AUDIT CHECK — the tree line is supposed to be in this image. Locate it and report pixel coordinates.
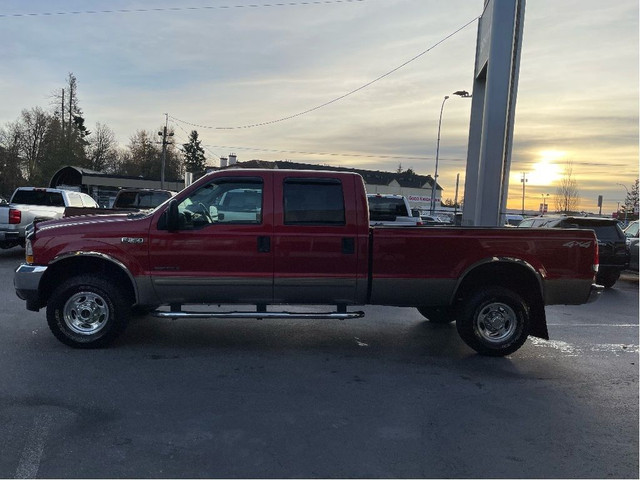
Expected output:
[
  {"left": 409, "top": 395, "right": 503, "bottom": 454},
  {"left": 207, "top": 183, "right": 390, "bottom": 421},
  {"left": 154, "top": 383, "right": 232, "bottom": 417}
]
[{"left": 0, "top": 73, "right": 206, "bottom": 198}]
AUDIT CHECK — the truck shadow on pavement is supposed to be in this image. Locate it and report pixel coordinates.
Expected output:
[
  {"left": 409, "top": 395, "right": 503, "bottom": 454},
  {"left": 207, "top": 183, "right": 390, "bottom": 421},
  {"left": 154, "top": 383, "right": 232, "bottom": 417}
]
[{"left": 121, "top": 314, "right": 482, "bottom": 362}]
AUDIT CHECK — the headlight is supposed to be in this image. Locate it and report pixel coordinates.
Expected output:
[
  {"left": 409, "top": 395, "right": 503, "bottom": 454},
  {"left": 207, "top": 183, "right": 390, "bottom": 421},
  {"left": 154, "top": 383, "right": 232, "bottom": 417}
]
[{"left": 25, "top": 239, "right": 34, "bottom": 264}]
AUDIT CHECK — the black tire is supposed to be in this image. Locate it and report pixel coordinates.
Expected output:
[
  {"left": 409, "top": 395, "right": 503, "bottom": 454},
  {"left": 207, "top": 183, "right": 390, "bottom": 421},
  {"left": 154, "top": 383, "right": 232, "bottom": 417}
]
[
  {"left": 46, "top": 275, "right": 131, "bottom": 348},
  {"left": 416, "top": 306, "right": 455, "bottom": 324},
  {"left": 596, "top": 270, "right": 620, "bottom": 289},
  {"left": 456, "top": 286, "right": 529, "bottom": 356}
]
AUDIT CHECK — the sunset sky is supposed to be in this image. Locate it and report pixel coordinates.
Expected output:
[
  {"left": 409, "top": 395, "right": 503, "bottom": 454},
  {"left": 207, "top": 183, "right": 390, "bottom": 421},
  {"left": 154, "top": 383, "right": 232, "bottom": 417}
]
[{"left": 1, "top": 0, "right": 638, "bottom": 214}]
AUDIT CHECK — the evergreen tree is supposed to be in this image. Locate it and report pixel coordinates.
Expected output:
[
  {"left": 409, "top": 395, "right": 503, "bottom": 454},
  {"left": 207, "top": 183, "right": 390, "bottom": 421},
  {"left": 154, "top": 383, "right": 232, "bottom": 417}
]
[{"left": 182, "top": 130, "right": 206, "bottom": 174}]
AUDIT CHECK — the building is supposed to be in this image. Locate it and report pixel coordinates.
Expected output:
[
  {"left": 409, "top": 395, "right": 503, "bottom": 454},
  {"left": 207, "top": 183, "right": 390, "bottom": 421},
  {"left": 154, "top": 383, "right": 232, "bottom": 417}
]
[{"left": 49, "top": 166, "right": 184, "bottom": 207}]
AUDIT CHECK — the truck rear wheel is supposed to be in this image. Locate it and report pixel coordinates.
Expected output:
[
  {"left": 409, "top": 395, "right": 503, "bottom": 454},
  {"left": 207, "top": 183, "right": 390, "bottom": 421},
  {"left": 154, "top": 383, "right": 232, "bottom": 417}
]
[
  {"left": 46, "top": 275, "right": 131, "bottom": 348},
  {"left": 456, "top": 286, "right": 529, "bottom": 356},
  {"left": 416, "top": 306, "right": 454, "bottom": 324}
]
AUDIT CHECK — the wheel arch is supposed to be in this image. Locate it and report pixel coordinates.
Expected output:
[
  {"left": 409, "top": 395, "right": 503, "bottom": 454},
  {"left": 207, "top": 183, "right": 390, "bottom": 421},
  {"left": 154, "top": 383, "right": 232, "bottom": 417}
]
[
  {"left": 453, "top": 258, "right": 549, "bottom": 340},
  {"left": 40, "top": 252, "right": 137, "bottom": 308}
]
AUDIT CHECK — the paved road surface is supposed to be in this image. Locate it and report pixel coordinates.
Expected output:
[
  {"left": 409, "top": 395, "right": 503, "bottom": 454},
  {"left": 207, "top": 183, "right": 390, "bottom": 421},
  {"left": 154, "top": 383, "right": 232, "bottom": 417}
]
[{"left": 0, "top": 247, "right": 637, "bottom": 478}]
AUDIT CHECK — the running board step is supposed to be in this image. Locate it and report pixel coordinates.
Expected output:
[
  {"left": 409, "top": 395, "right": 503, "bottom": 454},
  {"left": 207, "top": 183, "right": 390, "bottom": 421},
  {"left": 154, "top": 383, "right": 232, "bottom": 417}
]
[{"left": 152, "top": 310, "right": 365, "bottom": 320}]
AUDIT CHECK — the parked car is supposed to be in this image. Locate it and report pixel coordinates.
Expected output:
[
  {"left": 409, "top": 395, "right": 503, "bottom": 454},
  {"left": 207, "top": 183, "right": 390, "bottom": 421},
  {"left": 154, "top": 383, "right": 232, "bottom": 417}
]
[
  {"left": 624, "top": 220, "right": 639, "bottom": 271},
  {"left": 113, "top": 188, "right": 176, "bottom": 210},
  {"left": 504, "top": 214, "right": 524, "bottom": 226},
  {"left": 519, "top": 215, "right": 629, "bottom": 288},
  {"left": 420, "top": 215, "right": 447, "bottom": 226},
  {"left": 367, "top": 194, "right": 422, "bottom": 226}
]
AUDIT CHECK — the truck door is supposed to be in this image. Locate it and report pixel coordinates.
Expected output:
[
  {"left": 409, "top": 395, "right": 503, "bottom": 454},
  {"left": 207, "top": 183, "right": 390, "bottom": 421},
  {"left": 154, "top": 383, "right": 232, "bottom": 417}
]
[
  {"left": 148, "top": 173, "right": 274, "bottom": 304},
  {"left": 272, "top": 173, "right": 362, "bottom": 305}
]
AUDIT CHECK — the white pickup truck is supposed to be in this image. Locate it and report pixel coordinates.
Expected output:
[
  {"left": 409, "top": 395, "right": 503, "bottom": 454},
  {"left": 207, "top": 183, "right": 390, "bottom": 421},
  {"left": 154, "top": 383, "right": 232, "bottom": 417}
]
[
  {"left": 367, "top": 194, "right": 422, "bottom": 226},
  {"left": 0, "top": 187, "right": 98, "bottom": 249}
]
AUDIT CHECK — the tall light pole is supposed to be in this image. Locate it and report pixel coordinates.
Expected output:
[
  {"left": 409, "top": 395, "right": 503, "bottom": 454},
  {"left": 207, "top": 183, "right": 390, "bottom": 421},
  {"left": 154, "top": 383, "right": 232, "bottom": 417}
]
[
  {"left": 540, "top": 193, "right": 549, "bottom": 216},
  {"left": 520, "top": 172, "right": 528, "bottom": 215},
  {"left": 430, "top": 95, "right": 449, "bottom": 214},
  {"left": 429, "top": 90, "right": 471, "bottom": 215}
]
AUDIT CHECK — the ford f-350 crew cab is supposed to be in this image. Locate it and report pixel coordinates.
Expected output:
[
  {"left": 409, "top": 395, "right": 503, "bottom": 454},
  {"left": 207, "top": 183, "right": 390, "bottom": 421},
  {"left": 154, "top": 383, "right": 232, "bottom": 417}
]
[{"left": 14, "top": 169, "right": 602, "bottom": 355}]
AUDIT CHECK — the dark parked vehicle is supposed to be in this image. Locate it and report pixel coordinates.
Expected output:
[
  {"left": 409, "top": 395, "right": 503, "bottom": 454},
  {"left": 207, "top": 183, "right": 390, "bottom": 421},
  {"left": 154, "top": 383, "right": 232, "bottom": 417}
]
[
  {"left": 112, "top": 188, "right": 176, "bottom": 210},
  {"left": 624, "top": 220, "right": 639, "bottom": 271},
  {"left": 519, "top": 216, "right": 629, "bottom": 288}
]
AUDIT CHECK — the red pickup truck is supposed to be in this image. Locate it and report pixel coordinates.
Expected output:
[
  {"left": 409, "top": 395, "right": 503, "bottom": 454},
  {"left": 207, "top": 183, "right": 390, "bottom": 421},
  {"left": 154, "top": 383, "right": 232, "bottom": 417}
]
[{"left": 14, "top": 169, "right": 602, "bottom": 356}]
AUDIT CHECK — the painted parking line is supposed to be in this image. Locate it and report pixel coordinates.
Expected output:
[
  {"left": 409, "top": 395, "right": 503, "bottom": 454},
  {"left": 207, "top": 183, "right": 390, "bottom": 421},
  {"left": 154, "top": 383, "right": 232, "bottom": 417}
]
[
  {"left": 529, "top": 337, "right": 639, "bottom": 356},
  {"left": 14, "top": 413, "right": 52, "bottom": 479}
]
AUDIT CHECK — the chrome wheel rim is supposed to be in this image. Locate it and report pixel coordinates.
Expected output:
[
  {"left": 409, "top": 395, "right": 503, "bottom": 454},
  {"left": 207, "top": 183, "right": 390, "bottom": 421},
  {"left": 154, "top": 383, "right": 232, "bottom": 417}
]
[
  {"left": 475, "top": 302, "right": 517, "bottom": 343},
  {"left": 63, "top": 291, "right": 109, "bottom": 335}
]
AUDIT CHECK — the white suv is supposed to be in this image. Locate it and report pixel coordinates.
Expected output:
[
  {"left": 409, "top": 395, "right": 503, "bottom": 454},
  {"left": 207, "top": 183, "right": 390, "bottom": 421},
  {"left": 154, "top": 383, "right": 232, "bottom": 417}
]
[{"left": 367, "top": 194, "right": 422, "bottom": 226}]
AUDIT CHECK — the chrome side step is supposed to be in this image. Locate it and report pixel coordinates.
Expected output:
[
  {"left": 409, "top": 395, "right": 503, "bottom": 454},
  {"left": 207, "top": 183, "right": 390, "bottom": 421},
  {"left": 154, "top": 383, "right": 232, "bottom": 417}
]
[{"left": 152, "top": 309, "right": 365, "bottom": 320}]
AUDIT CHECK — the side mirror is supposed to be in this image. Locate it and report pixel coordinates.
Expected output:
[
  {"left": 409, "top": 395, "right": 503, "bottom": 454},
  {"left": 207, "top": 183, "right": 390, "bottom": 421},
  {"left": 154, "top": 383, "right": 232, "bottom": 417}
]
[{"left": 167, "top": 199, "right": 179, "bottom": 231}]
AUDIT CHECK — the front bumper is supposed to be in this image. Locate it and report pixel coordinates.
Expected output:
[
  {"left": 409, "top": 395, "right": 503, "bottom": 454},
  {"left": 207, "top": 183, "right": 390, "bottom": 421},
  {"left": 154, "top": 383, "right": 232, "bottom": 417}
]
[{"left": 14, "top": 264, "right": 47, "bottom": 311}]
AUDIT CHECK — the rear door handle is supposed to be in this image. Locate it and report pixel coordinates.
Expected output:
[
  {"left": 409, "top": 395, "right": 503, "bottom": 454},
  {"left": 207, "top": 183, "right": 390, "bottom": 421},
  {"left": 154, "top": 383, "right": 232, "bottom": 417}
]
[
  {"left": 342, "top": 237, "right": 355, "bottom": 255},
  {"left": 257, "top": 236, "right": 271, "bottom": 253}
]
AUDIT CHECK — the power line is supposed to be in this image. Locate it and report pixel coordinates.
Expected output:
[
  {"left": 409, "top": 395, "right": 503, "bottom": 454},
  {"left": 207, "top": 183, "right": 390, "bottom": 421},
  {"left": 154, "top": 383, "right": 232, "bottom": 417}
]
[
  {"left": 0, "top": 0, "right": 365, "bottom": 19},
  {"left": 169, "top": 14, "right": 479, "bottom": 130},
  {"left": 199, "top": 144, "right": 467, "bottom": 162}
]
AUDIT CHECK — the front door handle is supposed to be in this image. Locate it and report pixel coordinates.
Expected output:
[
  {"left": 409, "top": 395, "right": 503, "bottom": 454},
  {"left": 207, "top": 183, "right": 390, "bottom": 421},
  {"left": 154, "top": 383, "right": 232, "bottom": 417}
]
[{"left": 257, "top": 236, "right": 271, "bottom": 253}]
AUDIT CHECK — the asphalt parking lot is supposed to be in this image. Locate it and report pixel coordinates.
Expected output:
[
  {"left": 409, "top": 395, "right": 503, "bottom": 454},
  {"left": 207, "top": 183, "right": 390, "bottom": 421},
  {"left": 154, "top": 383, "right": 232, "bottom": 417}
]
[{"left": 0, "top": 246, "right": 638, "bottom": 478}]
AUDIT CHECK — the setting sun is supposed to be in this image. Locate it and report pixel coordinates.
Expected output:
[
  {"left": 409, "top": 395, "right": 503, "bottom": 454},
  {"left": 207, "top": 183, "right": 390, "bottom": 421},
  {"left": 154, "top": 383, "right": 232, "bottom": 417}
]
[{"left": 527, "top": 151, "right": 565, "bottom": 186}]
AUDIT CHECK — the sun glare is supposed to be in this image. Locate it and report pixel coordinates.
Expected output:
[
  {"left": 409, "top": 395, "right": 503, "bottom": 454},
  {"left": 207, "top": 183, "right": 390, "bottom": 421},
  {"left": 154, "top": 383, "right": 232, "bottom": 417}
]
[{"left": 527, "top": 151, "right": 565, "bottom": 186}]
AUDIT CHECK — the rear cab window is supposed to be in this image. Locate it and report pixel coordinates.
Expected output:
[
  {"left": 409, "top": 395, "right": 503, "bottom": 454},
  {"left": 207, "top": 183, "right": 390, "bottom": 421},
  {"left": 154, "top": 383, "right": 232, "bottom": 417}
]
[
  {"left": 11, "top": 190, "right": 65, "bottom": 207},
  {"left": 283, "top": 178, "right": 345, "bottom": 225},
  {"left": 559, "top": 219, "right": 625, "bottom": 242}
]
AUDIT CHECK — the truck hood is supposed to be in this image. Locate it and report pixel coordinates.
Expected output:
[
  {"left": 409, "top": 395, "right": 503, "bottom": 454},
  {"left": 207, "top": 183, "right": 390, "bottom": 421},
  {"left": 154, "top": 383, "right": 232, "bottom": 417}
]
[{"left": 35, "top": 211, "right": 153, "bottom": 235}]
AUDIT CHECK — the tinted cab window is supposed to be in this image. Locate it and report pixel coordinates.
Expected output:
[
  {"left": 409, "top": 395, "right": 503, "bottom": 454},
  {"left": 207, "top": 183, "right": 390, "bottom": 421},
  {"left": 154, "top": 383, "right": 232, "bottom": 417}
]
[{"left": 283, "top": 178, "right": 345, "bottom": 225}]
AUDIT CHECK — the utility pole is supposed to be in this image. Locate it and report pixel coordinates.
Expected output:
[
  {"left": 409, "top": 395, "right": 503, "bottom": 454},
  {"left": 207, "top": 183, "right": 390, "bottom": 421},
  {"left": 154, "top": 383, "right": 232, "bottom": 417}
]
[
  {"left": 454, "top": 173, "right": 460, "bottom": 217},
  {"left": 158, "top": 113, "right": 174, "bottom": 189},
  {"left": 61, "top": 89, "right": 65, "bottom": 132},
  {"left": 520, "top": 172, "right": 528, "bottom": 215}
]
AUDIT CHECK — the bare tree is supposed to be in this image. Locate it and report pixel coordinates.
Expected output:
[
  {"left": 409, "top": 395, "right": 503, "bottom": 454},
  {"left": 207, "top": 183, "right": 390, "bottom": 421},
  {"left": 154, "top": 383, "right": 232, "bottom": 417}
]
[
  {"left": 554, "top": 162, "right": 580, "bottom": 213},
  {"left": 0, "top": 124, "right": 26, "bottom": 196},
  {"left": 88, "top": 123, "right": 119, "bottom": 172},
  {"left": 13, "top": 107, "right": 56, "bottom": 183}
]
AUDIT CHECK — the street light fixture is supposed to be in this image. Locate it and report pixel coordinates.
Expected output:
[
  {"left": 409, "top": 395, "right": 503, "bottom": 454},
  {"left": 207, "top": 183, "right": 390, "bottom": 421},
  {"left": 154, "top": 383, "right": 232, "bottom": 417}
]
[
  {"left": 540, "top": 193, "right": 549, "bottom": 216},
  {"left": 429, "top": 90, "right": 471, "bottom": 215}
]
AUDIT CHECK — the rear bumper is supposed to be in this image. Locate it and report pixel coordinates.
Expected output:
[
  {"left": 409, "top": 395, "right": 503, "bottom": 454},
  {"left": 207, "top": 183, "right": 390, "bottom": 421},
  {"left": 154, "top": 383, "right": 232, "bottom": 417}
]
[
  {"left": 0, "top": 229, "right": 19, "bottom": 241},
  {"left": 14, "top": 264, "right": 47, "bottom": 311},
  {"left": 588, "top": 283, "right": 604, "bottom": 303}
]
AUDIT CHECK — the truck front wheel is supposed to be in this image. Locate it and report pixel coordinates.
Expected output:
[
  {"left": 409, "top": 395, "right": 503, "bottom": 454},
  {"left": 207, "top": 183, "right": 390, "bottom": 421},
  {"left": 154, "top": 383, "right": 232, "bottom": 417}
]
[
  {"left": 46, "top": 275, "right": 131, "bottom": 348},
  {"left": 456, "top": 286, "right": 529, "bottom": 356}
]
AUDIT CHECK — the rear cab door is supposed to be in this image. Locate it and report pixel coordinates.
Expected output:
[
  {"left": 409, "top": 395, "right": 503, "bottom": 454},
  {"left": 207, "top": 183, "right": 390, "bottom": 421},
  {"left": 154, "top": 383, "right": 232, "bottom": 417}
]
[{"left": 271, "top": 171, "right": 369, "bottom": 305}]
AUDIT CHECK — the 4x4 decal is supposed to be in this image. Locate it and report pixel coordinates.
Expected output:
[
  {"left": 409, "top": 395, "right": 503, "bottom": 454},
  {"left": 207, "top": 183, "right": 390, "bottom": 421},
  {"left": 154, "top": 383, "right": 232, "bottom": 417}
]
[{"left": 562, "top": 240, "right": 592, "bottom": 248}]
